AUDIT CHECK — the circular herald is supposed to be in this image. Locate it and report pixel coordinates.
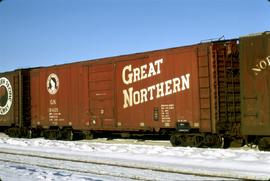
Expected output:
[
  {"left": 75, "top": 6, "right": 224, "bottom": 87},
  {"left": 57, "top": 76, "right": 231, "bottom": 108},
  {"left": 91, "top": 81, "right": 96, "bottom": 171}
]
[
  {"left": 0, "top": 77, "right": 13, "bottom": 115},
  {"left": 47, "top": 73, "right": 59, "bottom": 95}
]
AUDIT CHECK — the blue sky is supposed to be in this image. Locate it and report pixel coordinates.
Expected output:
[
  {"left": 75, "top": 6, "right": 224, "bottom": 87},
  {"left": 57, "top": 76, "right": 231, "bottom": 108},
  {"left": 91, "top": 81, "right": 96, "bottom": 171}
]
[{"left": 0, "top": 0, "right": 269, "bottom": 72}]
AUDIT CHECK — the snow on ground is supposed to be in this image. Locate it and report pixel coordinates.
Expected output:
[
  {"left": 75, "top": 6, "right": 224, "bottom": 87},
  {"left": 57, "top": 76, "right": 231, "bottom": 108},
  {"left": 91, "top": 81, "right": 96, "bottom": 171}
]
[
  {"left": 0, "top": 133, "right": 270, "bottom": 180},
  {"left": 0, "top": 160, "right": 132, "bottom": 181}
]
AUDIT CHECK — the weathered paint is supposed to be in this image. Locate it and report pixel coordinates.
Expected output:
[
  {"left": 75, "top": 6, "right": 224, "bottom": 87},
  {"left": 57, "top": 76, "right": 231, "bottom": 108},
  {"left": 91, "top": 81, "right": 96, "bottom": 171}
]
[
  {"left": 0, "top": 70, "right": 31, "bottom": 127},
  {"left": 240, "top": 32, "right": 270, "bottom": 135}
]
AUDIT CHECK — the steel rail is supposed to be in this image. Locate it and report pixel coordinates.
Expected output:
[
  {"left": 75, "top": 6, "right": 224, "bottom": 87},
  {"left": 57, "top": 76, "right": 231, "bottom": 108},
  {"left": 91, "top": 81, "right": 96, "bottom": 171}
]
[{"left": 0, "top": 149, "right": 243, "bottom": 180}]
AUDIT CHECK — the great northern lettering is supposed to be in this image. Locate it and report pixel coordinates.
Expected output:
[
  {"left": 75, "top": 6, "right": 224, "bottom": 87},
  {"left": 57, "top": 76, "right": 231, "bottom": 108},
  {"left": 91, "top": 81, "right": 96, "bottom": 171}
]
[{"left": 122, "top": 59, "right": 190, "bottom": 108}]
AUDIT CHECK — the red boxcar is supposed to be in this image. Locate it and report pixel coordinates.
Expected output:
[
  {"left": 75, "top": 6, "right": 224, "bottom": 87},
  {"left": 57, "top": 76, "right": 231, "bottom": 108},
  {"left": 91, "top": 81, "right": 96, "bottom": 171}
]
[{"left": 30, "top": 40, "right": 240, "bottom": 147}]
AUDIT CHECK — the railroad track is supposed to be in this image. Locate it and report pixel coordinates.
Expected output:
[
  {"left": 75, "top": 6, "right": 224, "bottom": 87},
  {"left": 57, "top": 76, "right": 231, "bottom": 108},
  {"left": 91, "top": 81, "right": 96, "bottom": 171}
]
[{"left": 0, "top": 149, "right": 236, "bottom": 181}]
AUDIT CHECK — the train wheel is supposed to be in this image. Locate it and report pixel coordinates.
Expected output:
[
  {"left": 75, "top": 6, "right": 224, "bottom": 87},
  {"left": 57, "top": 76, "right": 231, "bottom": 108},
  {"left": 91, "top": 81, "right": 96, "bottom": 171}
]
[
  {"left": 194, "top": 135, "right": 204, "bottom": 147},
  {"left": 43, "top": 130, "right": 50, "bottom": 139},
  {"left": 222, "top": 137, "right": 232, "bottom": 149},
  {"left": 84, "top": 131, "right": 94, "bottom": 140},
  {"left": 29, "top": 128, "right": 38, "bottom": 138},
  {"left": 61, "top": 129, "right": 73, "bottom": 141},
  {"left": 258, "top": 137, "right": 270, "bottom": 151},
  {"left": 6, "top": 128, "right": 20, "bottom": 138},
  {"left": 212, "top": 135, "right": 223, "bottom": 148},
  {"left": 44, "top": 129, "right": 61, "bottom": 140},
  {"left": 204, "top": 134, "right": 222, "bottom": 148},
  {"left": 20, "top": 128, "right": 29, "bottom": 138},
  {"left": 170, "top": 134, "right": 180, "bottom": 146}
]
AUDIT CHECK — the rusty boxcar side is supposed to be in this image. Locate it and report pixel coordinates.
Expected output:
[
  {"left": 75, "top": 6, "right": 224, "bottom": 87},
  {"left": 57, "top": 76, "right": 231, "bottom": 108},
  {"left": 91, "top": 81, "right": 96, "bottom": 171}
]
[
  {"left": 81, "top": 45, "right": 200, "bottom": 133},
  {"left": 240, "top": 32, "right": 270, "bottom": 150},
  {"left": 115, "top": 45, "right": 199, "bottom": 132},
  {"left": 0, "top": 69, "right": 31, "bottom": 130},
  {"left": 80, "top": 40, "right": 240, "bottom": 147},
  {"left": 168, "top": 40, "right": 240, "bottom": 147}
]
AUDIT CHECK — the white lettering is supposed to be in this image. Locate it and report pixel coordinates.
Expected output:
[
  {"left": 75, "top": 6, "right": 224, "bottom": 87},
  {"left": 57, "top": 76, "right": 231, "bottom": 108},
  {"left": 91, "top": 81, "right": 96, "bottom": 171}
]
[
  {"left": 140, "top": 64, "right": 148, "bottom": 80},
  {"left": 122, "top": 58, "right": 164, "bottom": 85},
  {"left": 148, "top": 62, "right": 156, "bottom": 77},
  {"left": 123, "top": 87, "right": 133, "bottom": 108},
  {"left": 133, "top": 91, "right": 141, "bottom": 105},
  {"left": 140, "top": 88, "right": 148, "bottom": 103},
  {"left": 122, "top": 65, "right": 133, "bottom": 85},
  {"left": 260, "top": 61, "right": 267, "bottom": 70},
  {"left": 154, "top": 58, "right": 163, "bottom": 74},
  {"left": 156, "top": 82, "right": 164, "bottom": 98},
  {"left": 50, "top": 99, "right": 57, "bottom": 105},
  {"left": 133, "top": 67, "right": 140, "bottom": 82},
  {"left": 252, "top": 56, "right": 270, "bottom": 76},
  {"left": 252, "top": 66, "right": 262, "bottom": 75},
  {"left": 164, "top": 79, "right": 172, "bottom": 96},
  {"left": 121, "top": 58, "right": 191, "bottom": 109},
  {"left": 122, "top": 73, "right": 191, "bottom": 108},
  {"left": 181, "top": 73, "right": 190, "bottom": 90},
  {"left": 147, "top": 85, "right": 156, "bottom": 101},
  {"left": 172, "top": 78, "right": 181, "bottom": 93},
  {"left": 267, "top": 56, "right": 270, "bottom": 65}
]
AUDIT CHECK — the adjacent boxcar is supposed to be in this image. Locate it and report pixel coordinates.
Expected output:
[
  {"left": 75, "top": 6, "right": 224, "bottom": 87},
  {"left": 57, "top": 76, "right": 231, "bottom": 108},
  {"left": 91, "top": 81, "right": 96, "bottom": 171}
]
[
  {"left": 240, "top": 32, "right": 270, "bottom": 150},
  {"left": 0, "top": 69, "right": 31, "bottom": 134}
]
